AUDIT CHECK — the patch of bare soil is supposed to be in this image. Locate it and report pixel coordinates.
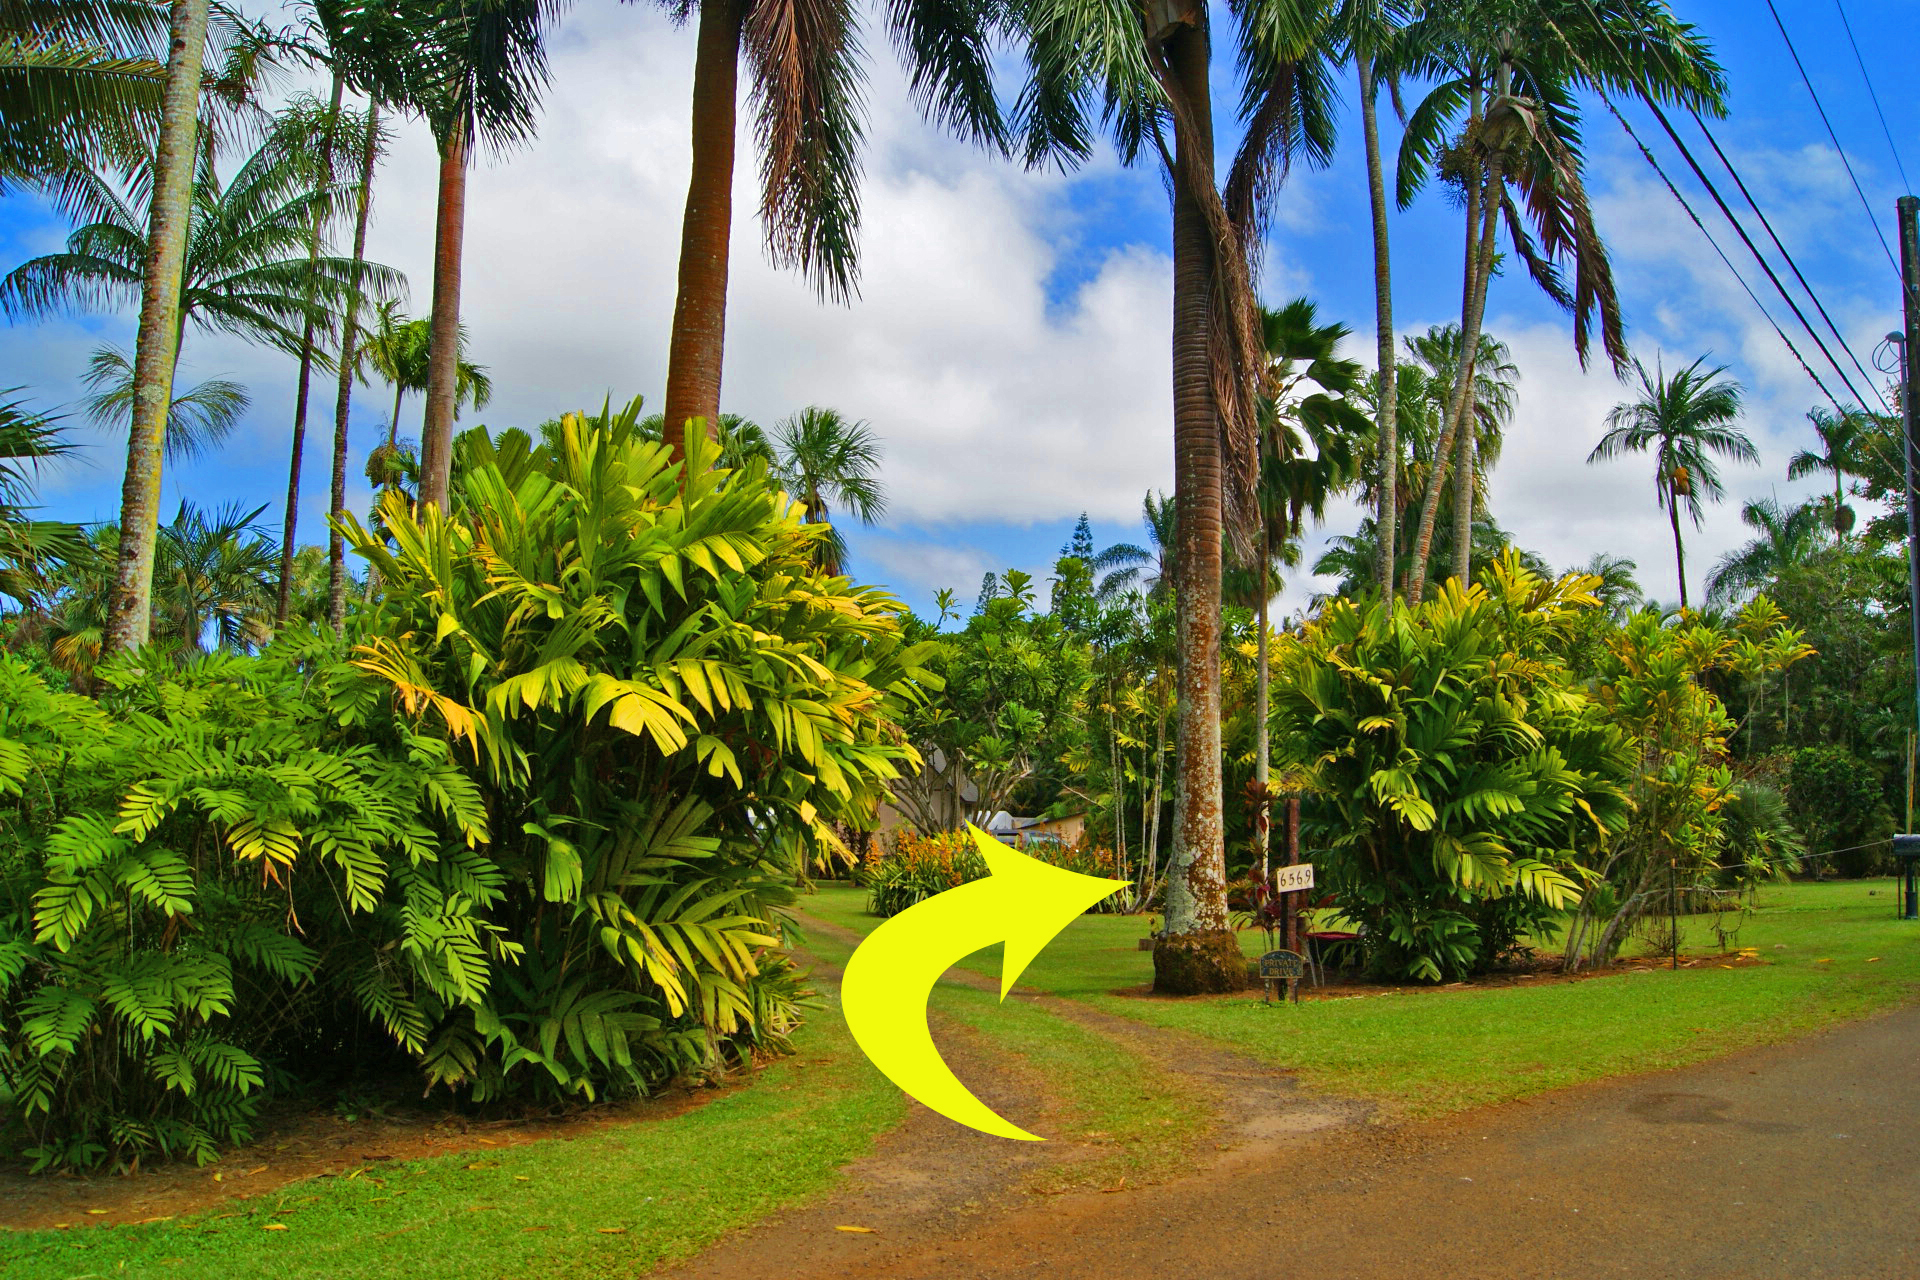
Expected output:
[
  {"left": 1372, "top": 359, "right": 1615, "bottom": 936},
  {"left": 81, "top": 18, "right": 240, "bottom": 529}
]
[
  {"left": 0, "top": 1081, "right": 732, "bottom": 1233},
  {"left": 658, "top": 915, "right": 1366, "bottom": 1280}
]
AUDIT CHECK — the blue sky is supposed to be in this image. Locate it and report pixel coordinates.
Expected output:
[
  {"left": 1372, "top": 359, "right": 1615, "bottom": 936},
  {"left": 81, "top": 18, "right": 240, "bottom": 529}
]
[{"left": 4, "top": 0, "right": 1917, "bottom": 622}]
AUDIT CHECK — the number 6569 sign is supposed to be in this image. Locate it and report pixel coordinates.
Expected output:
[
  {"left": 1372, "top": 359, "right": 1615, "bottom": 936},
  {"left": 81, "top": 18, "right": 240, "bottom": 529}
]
[{"left": 1272, "top": 863, "right": 1314, "bottom": 894}]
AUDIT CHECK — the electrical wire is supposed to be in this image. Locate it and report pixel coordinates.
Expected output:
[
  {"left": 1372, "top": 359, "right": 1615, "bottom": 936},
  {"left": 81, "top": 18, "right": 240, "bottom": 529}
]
[
  {"left": 1576, "top": 67, "right": 1847, "bottom": 418},
  {"left": 1764, "top": 0, "right": 1900, "bottom": 277},
  {"left": 1556, "top": 0, "right": 1910, "bottom": 488},
  {"left": 1680, "top": 110, "right": 1892, "bottom": 415},
  {"left": 1637, "top": 95, "right": 1879, "bottom": 412},
  {"left": 1833, "top": 0, "right": 1913, "bottom": 195}
]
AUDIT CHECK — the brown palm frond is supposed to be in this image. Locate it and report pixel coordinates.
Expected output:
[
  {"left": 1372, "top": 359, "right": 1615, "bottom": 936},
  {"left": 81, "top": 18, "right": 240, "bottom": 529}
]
[{"left": 744, "top": 0, "right": 867, "bottom": 301}]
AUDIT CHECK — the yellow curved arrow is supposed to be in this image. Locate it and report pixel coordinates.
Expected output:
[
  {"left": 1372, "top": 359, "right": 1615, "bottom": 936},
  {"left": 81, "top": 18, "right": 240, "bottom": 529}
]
[{"left": 840, "top": 825, "right": 1128, "bottom": 1141}]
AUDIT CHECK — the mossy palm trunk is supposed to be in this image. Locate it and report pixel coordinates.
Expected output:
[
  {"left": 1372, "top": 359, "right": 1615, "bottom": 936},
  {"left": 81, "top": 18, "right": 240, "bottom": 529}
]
[
  {"left": 661, "top": 0, "right": 742, "bottom": 461},
  {"left": 1358, "top": 51, "right": 1398, "bottom": 610},
  {"left": 1153, "top": 16, "right": 1241, "bottom": 996},
  {"left": 277, "top": 73, "right": 345, "bottom": 625},
  {"left": 419, "top": 121, "right": 468, "bottom": 511},
  {"left": 329, "top": 102, "right": 380, "bottom": 630},
  {"left": 106, "top": 0, "right": 210, "bottom": 653}
]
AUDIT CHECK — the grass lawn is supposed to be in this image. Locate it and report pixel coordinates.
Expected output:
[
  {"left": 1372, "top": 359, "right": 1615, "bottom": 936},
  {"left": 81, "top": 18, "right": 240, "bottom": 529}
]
[
  {"left": 0, "top": 989, "right": 904, "bottom": 1280},
  {"left": 802, "top": 877, "right": 1920, "bottom": 1119}
]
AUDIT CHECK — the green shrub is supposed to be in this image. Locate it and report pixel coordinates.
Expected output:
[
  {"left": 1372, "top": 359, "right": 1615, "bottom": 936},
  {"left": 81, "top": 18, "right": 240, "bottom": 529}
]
[
  {"left": 0, "top": 645, "right": 486, "bottom": 1172},
  {"left": 861, "top": 829, "right": 1129, "bottom": 918},
  {"left": 0, "top": 409, "right": 930, "bottom": 1173},
  {"left": 1272, "top": 555, "right": 1634, "bottom": 982},
  {"left": 1787, "top": 745, "right": 1893, "bottom": 876},
  {"left": 339, "top": 410, "right": 930, "bottom": 1106}
]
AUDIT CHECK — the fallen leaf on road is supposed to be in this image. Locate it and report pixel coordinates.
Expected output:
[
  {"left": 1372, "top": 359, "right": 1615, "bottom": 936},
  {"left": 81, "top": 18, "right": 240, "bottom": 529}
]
[
  {"left": 835, "top": 1225, "right": 877, "bottom": 1233},
  {"left": 86, "top": 1209, "right": 107, "bottom": 1215}
]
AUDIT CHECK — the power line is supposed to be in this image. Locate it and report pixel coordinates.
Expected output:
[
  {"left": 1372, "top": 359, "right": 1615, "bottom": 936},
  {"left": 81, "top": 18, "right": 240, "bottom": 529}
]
[
  {"left": 1688, "top": 115, "right": 1893, "bottom": 416},
  {"left": 1637, "top": 96, "right": 1876, "bottom": 413},
  {"left": 1833, "top": 0, "right": 1912, "bottom": 196},
  {"left": 1764, "top": 0, "right": 1900, "bottom": 277},
  {"left": 1565, "top": 56, "right": 1847, "bottom": 418},
  {"left": 1555, "top": 0, "right": 1906, "bottom": 451}
]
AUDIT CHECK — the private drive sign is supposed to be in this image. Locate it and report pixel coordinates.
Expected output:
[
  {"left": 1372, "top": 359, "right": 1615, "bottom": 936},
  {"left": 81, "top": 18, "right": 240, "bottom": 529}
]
[{"left": 1273, "top": 863, "right": 1314, "bottom": 893}]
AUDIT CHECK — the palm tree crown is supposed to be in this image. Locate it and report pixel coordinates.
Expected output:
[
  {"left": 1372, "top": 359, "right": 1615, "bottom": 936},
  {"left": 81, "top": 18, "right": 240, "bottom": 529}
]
[
  {"left": 770, "top": 407, "right": 884, "bottom": 575},
  {"left": 1706, "top": 497, "right": 1826, "bottom": 606},
  {"left": 1588, "top": 354, "right": 1755, "bottom": 607},
  {"left": 1786, "top": 407, "right": 1870, "bottom": 538},
  {"left": 0, "top": 120, "right": 401, "bottom": 358}
]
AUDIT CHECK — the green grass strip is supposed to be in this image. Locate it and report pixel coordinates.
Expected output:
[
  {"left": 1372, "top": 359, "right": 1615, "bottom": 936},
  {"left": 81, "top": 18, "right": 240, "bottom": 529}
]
[
  {"left": 0, "top": 991, "right": 903, "bottom": 1280},
  {"left": 806, "top": 879, "right": 1920, "bottom": 1119}
]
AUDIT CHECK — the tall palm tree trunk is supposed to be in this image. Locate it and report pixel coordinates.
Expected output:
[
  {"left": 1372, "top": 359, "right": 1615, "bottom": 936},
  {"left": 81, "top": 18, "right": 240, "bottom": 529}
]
[
  {"left": 1154, "top": 17, "right": 1239, "bottom": 996},
  {"left": 1669, "top": 498, "right": 1689, "bottom": 609},
  {"left": 277, "top": 73, "right": 346, "bottom": 626},
  {"left": 328, "top": 101, "right": 380, "bottom": 631},
  {"left": 1407, "top": 152, "right": 1500, "bottom": 602},
  {"left": 661, "top": 0, "right": 743, "bottom": 461},
  {"left": 106, "top": 0, "right": 210, "bottom": 654},
  {"left": 1452, "top": 401, "right": 1475, "bottom": 582},
  {"left": 419, "top": 119, "right": 469, "bottom": 511},
  {"left": 1358, "top": 51, "right": 1398, "bottom": 611}
]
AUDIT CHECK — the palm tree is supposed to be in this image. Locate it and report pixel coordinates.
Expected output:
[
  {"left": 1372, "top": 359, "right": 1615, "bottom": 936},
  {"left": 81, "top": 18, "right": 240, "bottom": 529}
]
[
  {"left": 1015, "top": 0, "right": 1340, "bottom": 995},
  {"left": 1571, "top": 550, "right": 1643, "bottom": 618},
  {"left": 0, "top": 1, "right": 166, "bottom": 208},
  {"left": 655, "top": 0, "right": 1011, "bottom": 457},
  {"left": 639, "top": 410, "right": 774, "bottom": 472},
  {"left": 1786, "top": 407, "right": 1870, "bottom": 540},
  {"left": 1, "top": 1, "right": 275, "bottom": 220},
  {"left": 152, "top": 499, "right": 277, "bottom": 652},
  {"left": 769, "top": 407, "right": 883, "bottom": 575},
  {"left": 1706, "top": 498, "right": 1826, "bottom": 605},
  {"left": 1587, "top": 356, "right": 1755, "bottom": 609},
  {"left": 1403, "top": 323, "right": 1517, "bottom": 583},
  {"left": 1338, "top": 0, "right": 1413, "bottom": 611},
  {"left": 1093, "top": 492, "right": 1178, "bottom": 604},
  {"left": 0, "top": 391, "right": 83, "bottom": 615},
  {"left": 1233, "top": 297, "right": 1370, "bottom": 879},
  {"left": 326, "top": 100, "right": 389, "bottom": 631},
  {"left": 1394, "top": 0, "right": 1726, "bottom": 602},
  {"left": 273, "top": 85, "right": 362, "bottom": 627},
  {"left": 323, "top": 0, "right": 563, "bottom": 510},
  {"left": 360, "top": 302, "right": 491, "bottom": 455}
]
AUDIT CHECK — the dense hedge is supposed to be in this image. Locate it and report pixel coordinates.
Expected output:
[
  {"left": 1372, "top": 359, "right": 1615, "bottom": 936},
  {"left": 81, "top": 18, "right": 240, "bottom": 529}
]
[{"left": 0, "top": 414, "right": 929, "bottom": 1171}]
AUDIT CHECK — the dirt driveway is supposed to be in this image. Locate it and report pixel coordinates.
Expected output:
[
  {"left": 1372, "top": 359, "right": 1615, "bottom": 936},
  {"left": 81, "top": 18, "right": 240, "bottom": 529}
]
[{"left": 672, "top": 1000, "right": 1920, "bottom": 1280}]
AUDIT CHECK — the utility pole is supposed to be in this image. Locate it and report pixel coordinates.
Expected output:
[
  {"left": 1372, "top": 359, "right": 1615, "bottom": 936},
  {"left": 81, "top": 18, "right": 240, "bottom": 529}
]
[
  {"left": 1898, "top": 197, "right": 1920, "bottom": 922},
  {"left": 1899, "top": 198, "right": 1920, "bottom": 788}
]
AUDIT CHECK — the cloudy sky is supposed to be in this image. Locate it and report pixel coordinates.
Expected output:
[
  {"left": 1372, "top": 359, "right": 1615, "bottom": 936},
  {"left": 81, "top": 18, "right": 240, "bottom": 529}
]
[{"left": 4, "top": 0, "right": 1916, "bottom": 620}]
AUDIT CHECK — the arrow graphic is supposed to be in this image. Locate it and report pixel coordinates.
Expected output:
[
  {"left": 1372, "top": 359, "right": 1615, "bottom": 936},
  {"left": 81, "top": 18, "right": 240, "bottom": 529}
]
[{"left": 840, "top": 825, "right": 1128, "bottom": 1141}]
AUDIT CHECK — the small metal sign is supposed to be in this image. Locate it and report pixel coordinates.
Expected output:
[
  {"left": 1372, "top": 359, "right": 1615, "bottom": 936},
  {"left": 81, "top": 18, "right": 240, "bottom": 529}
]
[
  {"left": 1258, "top": 950, "right": 1305, "bottom": 980},
  {"left": 1258, "top": 949, "right": 1305, "bottom": 1005},
  {"left": 1273, "top": 862, "right": 1314, "bottom": 894}
]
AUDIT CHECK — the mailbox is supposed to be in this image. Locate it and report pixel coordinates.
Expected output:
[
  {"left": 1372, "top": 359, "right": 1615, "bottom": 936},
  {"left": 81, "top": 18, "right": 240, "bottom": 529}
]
[{"left": 1895, "top": 835, "right": 1920, "bottom": 920}]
